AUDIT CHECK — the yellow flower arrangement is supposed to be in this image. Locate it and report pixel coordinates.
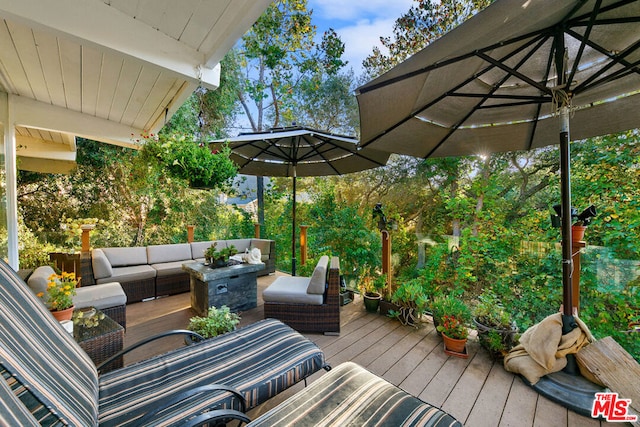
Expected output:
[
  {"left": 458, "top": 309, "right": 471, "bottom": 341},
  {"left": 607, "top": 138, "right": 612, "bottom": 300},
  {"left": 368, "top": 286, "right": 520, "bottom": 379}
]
[{"left": 36, "top": 271, "right": 77, "bottom": 311}]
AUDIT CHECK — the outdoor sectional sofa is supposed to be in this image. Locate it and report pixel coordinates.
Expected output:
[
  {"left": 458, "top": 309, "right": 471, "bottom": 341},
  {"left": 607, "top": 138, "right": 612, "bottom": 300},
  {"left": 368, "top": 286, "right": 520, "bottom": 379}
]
[{"left": 83, "top": 238, "right": 275, "bottom": 303}]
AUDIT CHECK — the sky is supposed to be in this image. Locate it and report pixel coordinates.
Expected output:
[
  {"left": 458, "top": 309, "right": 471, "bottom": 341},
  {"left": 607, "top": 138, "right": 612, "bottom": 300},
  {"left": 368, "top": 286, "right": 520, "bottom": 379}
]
[{"left": 307, "top": 0, "right": 415, "bottom": 76}]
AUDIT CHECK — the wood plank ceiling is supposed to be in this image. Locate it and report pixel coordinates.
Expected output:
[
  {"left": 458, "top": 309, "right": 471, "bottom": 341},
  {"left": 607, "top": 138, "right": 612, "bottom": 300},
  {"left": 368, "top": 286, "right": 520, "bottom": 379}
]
[{"left": 0, "top": 0, "right": 271, "bottom": 173}]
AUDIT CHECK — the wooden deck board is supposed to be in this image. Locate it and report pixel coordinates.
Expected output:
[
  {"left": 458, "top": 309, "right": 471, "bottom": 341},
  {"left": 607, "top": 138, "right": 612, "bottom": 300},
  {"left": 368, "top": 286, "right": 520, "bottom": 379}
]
[
  {"left": 441, "top": 349, "right": 494, "bottom": 423},
  {"left": 120, "top": 273, "right": 613, "bottom": 426}
]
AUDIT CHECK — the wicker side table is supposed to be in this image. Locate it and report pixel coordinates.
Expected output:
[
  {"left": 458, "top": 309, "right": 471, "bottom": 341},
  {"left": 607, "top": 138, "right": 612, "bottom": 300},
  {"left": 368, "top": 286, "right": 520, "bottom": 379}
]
[{"left": 73, "top": 308, "right": 124, "bottom": 373}]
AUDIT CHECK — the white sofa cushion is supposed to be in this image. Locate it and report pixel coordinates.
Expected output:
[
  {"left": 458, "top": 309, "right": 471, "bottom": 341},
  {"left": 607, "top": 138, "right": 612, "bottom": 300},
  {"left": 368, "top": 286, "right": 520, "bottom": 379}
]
[
  {"left": 74, "top": 282, "right": 126, "bottom": 309},
  {"left": 152, "top": 260, "right": 193, "bottom": 277},
  {"left": 147, "top": 243, "right": 192, "bottom": 264},
  {"left": 27, "top": 265, "right": 56, "bottom": 295},
  {"left": 102, "top": 247, "right": 148, "bottom": 267},
  {"left": 95, "top": 265, "right": 156, "bottom": 285},
  {"left": 91, "top": 249, "right": 113, "bottom": 280},
  {"left": 307, "top": 255, "right": 329, "bottom": 295},
  {"left": 225, "top": 239, "right": 251, "bottom": 253},
  {"left": 250, "top": 239, "right": 271, "bottom": 255},
  {"left": 263, "top": 276, "right": 323, "bottom": 305}
]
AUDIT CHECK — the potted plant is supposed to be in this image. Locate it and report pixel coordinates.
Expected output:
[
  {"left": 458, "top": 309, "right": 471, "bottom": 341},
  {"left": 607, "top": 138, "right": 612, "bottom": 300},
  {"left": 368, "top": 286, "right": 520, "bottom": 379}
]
[
  {"left": 437, "top": 314, "right": 469, "bottom": 356},
  {"left": 37, "top": 271, "right": 78, "bottom": 321},
  {"left": 390, "top": 278, "right": 429, "bottom": 327},
  {"left": 358, "top": 269, "right": 385, "bottom": 313},
  {"left": 473, "top": 291, "right": 519, "bottom": 360},
  {"left": 141, "top": 134, "right": 237, "bottom": 189},
  {"left": 204, "top": 243, "right": 237, "bottom": 267},
  {"left": 187, "top": 305, "right": 240, "bottom": 342},
  {"left": 430, "top": 293, "right": 471, "bottom": 337}
]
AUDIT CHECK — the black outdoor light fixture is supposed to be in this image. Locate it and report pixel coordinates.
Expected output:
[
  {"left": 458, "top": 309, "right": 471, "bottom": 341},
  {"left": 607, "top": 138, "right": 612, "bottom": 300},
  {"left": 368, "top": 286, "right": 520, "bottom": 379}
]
[
  {"left": 373, "top": 203, "right": 397, "bottom": 232},
  {"left": 550, "top": 204, "right": 596, "bottom": 228}
]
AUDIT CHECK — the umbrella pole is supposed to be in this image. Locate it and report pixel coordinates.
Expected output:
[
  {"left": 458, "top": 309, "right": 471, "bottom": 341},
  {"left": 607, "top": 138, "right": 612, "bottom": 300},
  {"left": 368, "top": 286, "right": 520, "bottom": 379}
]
[
  {"left": 559, "top": 107, "right": 576, "bottom": 330},
  {"left": 292, "top": 172, "right": 297, "bottom": 276}
]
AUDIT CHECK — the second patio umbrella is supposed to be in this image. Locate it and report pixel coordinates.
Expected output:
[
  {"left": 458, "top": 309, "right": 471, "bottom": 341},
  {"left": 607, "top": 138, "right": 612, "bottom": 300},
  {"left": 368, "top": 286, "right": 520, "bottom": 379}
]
[{"left": 213, "top": 126, "right": 389, "bottom": 275}]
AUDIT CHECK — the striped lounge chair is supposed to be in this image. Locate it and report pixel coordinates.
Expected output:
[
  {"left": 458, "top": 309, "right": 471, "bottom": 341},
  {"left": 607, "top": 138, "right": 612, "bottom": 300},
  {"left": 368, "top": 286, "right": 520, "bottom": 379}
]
[
  {"left": 0, "top": 259, "right": 327, "bottom": 426},
  {"left": 230, "top": 362, "right": 463, "bottom": 426}
]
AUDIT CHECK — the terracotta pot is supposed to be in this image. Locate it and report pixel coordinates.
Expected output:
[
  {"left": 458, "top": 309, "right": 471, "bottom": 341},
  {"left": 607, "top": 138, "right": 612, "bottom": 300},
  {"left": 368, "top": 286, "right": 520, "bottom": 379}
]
[
  {"left": 51, "top": 305, "right": 74, "bottom": 322},
  {"left": 442, "top": 333, "right": 467, "bottom": 353},
  {"left": 572, "top": 225, "right": 587, "bottom": 241}
]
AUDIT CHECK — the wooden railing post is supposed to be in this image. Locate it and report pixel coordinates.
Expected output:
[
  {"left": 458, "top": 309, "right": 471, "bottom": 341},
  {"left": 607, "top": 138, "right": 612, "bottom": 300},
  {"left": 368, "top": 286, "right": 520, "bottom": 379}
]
[
  {"left": 300, "top": 225, "right": 308, "bottom": 265},
  {"left": 187, "top": 225, "right": 195, "bottom": 243}
]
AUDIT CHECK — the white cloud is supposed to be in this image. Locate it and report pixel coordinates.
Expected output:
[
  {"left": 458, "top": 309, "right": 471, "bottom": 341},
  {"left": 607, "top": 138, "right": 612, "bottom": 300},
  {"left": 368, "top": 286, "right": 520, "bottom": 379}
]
[
  {"left": 337, "top": 18, "right": 397, "bottom": 73},
  {"left": 308, "top": 0, "right": 415, "bottom": 75}
]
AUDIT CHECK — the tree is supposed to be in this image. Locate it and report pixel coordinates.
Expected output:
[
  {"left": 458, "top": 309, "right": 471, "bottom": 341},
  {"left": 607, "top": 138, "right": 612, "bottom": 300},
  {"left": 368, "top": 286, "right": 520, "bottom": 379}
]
[
  {"left": 234, "top": 0, "right": 347, "bottom": 132},
  {"left": 363, "top": 0, "right": 493, "bottom": 78}
]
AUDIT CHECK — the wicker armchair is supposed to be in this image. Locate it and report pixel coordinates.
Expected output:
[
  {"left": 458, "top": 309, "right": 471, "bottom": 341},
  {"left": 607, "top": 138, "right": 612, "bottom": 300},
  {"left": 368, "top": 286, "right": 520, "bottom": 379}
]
[
  {"left": 263, "top": 256, "right": 340, "bottom": 335},
  {"left": 0, "top": 259, "right": 327, "bottom": 426}
]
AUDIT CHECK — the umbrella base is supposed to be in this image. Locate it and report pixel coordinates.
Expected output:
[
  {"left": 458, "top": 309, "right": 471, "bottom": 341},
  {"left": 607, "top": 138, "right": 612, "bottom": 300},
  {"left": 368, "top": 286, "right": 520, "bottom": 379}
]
[{"left": 525, "top": 369, "right": 605, "bottom": 418}]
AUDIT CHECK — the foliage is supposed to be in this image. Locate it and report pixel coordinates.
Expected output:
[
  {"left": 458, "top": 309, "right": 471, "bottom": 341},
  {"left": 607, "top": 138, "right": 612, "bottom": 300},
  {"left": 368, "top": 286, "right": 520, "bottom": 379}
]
[
  {"left": 187, "top": 306, "right": 240, "bottom": 339},
  {"left": 358, "top": 268, "right": 386, "bottom": 296},
  {"left": 235, "top": 0, "right": 348, "bottom": 131},
  {"left": 430, "top": 293, "right": 471, "bottom": 327},
  {"left": 391, "top": 278, "right": 430, "bottom": 315},
  {"left": 473, "top": 291, "right": 514, "bottom": 329},
  {"left": 141, "top": 134, "right": 237, "bottom": 189},
  {"left": 363, "top": 0, "right": 492, "bottom": 78},
  {"left": 204, "top": 243, "right": 237, "bottom": 261},
  {"left": 37, "top": 271, "right": 77, "bottom": 311},
  {"left": 437, "top": 315, "right": 469, "bottom": 340}
]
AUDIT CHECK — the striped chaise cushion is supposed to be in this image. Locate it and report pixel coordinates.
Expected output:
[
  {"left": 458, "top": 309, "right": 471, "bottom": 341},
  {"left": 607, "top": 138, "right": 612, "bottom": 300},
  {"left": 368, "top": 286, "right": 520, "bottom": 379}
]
[
  {"left": 0, "top": 260, "right": 99, "bottom": 426},
  {"left": 248, "top": 362, "right": 463, "bottom": 427},
  {"left": 98, "top": 318, "right": 326, "bottom": 426}
]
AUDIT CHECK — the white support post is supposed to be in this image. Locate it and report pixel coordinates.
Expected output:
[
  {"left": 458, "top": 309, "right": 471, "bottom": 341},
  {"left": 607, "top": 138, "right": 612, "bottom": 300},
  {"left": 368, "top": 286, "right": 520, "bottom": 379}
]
[{"left": 2, "top": 93, "right": 19, "bottom": 269}]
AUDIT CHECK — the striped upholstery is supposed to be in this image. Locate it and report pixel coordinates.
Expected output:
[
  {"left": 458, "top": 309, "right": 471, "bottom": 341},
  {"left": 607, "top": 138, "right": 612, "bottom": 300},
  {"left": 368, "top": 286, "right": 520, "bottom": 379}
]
[
  {"left": 0, "top": 367, "right": 39, "bottom": 426},
  {"left": 0, "top": 260, "right": 99, "bottom": 426},
  {"left": 0, "top": 258, "right": 326, "bottom": 426},
  {"left": 249, "top": 362, "right": 463, "bottom": 427},
  {"left": 98, "top": 318, "right": 325, "bottom": 426}
]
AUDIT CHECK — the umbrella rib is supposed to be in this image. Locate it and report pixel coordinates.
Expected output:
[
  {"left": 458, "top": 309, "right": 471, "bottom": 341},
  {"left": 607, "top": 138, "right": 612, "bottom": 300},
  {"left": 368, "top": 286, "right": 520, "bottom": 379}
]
[
  {"left": 566, "top": 28, "right": 640, "bottom": 93},
  {"left": 423, "top": 36, "right": 550, "bottom": 158},
  {"left": 565, "top": 0, "right": 602, "bottom": 91},
  {"left": 360, "top": 33, "right": 549, "bottom": 152}
]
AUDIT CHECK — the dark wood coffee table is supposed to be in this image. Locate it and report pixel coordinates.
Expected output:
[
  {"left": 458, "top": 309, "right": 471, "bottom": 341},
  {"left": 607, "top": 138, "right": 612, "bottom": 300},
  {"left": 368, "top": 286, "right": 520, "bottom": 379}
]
[
  {"left": 73, "top": 308, "right": 124, "bottom": 372},
  {"left": 183, "top": 262, "right": 265, "bottom": 315}
]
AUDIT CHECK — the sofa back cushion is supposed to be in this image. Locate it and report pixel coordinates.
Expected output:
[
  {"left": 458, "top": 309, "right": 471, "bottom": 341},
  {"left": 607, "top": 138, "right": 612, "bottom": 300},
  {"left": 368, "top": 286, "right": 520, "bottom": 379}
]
[
  {"left": 307, "top": 255, "right": 329, "bottom": 295},
  {"left": 224, "top": 239, "right": 251, "bottom": 254},
  {"left": 147, "top": 243, "right": 192, "bottom": 264},
  {"left": 101, "top": 247, "right": 148, "bottom": 267},
  {"left": 250, "top": 239, "right": 272, "bottom": 255},
  {"left": 26, "top": 265, "right": 56, "bottom": 295},
  {"left": 0, "top": 259, "right": 99, "bottom": 426},
  {"left": 190, "top": 241, "right": 228, "bottom": 259},
  {"left": 92, "top": 248, "right": 114, "bottom": 280}
]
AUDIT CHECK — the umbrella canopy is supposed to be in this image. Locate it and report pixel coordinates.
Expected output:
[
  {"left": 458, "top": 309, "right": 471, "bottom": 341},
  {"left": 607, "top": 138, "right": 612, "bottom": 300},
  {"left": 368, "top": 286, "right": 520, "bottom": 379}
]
[
  {"left": 357, "top": 0, "right": 640, "bottom": 159},
  {"left": 356, "top": 0, "right": 640, "bottom": 318},
  {"left": 213, "top": 126, "right": 390, "bottom": 275}
]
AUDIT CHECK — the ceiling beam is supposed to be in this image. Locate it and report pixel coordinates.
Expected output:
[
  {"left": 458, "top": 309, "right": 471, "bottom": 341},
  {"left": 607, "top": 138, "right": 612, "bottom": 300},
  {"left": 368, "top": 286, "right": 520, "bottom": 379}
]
[
  {"left": 0, "top": 0, "right": 221, "bottom": 89},
  {"left": 8, "top": 94, "right": 145, "bottom": 149}
]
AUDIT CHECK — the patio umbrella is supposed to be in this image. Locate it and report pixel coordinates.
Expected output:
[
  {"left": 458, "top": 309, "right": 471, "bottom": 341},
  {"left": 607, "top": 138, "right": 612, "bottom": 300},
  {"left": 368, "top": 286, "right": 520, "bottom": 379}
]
[
  {"left": 356, "top": 0, "right": 640, "bottom": 414},
  {"left": 212, "top": 126, "right": 390, "bottom": 275}
]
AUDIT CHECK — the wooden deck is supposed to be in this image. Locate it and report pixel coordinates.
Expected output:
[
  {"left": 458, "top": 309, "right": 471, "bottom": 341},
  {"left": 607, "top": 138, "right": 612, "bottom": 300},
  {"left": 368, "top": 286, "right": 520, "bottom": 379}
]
[{"left": 123, "top": 272, "right": 618, "bottom": 427}]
